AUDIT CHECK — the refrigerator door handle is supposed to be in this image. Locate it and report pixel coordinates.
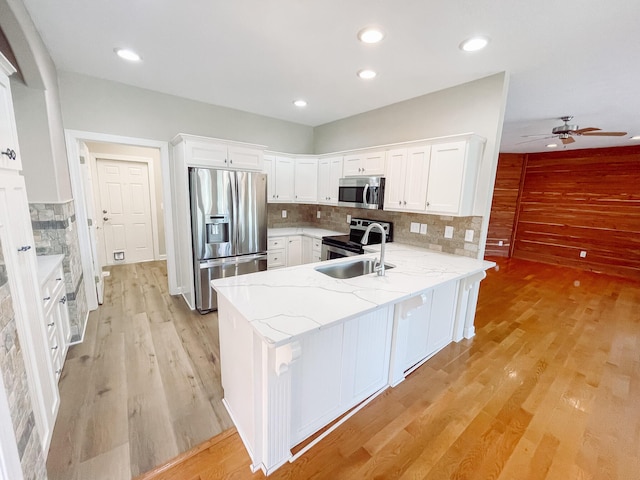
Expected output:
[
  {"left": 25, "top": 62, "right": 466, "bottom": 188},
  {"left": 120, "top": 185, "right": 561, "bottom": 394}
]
[{"left": 199, "top": 253, "right": 268, "bottom": 269}]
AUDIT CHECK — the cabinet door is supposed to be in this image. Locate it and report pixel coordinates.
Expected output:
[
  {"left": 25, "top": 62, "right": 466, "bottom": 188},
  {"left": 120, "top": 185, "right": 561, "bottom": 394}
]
[
  {"left": 327, "top": 157, "right": 343, "bottom": 204},
  {"left": 274, "top": 156, "right": 295, "bottom": 202},
  {"left": 403, "top": 146, "right": 430, "bottom": 211},
  {"left": 187, "top": 140, "right": 228, "bottom": 168},
  {"left": 228, "top": 146, "right": 264, "bottom": 171},
  {"left": 286, "top": 236, "right": 302, "bottom": 266},
  {"left": 294, "top": 158, "right": 318, "bottom": 203},
  {"left": 362, "top": 151, "right": 386, "bottom": 176},
  {"left": 384, "top": 149, "right": 406, "bottom": 211},
  {"left": 301, "top": 236, "right": 313, "bottom": 264},
  {"left": 342, "top": 154, "right": 362, "bottom": 176},
  {"left": 0, "top": 173, "right": 59, "bottom": 450},
  {"left": 317, "top": 159, "right": 330, "bottom": 203},
  {"left": 426, "top": 281, "right": 457, "bottom": 356},
  {"left": 426, "top": 141, "right": 466, "bottom": 214},
  {"left": 0, "top": 68, "right": 22, "bottom": 171},
  {"left": 264, "top": 155, "right": 276, "bottom": 203}
]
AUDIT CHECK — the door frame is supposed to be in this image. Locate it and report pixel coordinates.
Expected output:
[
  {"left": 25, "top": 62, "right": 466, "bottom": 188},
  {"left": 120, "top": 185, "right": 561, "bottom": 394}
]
[
  {"left": 65, "top": 130, "right": 177, "bottom": 314},
  {"left": 91, "top": 153, "right": 161, "bottom": 266}
]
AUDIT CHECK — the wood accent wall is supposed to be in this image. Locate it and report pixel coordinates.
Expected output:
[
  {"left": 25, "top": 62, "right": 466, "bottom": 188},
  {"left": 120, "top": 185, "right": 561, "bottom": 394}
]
[
  {"left": 485, "top": 153, "right": 525, "bottom": 257},
  {"left": 511, "top": 145, "right": 640, "bottom": 280}
]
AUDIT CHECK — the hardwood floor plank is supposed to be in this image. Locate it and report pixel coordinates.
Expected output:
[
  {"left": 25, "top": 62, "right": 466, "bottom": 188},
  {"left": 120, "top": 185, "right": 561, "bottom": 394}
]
[{"left": 76, "top": 442, "right": 131, "bottom": 480}]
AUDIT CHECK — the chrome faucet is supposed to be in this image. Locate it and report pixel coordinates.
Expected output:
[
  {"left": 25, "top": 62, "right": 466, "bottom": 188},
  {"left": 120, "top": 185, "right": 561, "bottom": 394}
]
[{"left": 361, "top": 222, "right": 386, "bottom": 276}]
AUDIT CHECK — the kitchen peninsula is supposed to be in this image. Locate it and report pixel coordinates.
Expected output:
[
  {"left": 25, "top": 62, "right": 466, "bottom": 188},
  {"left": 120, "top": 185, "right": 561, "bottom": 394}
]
[{"left": 212, "top": 244, "right": 494, "bottom": 475}]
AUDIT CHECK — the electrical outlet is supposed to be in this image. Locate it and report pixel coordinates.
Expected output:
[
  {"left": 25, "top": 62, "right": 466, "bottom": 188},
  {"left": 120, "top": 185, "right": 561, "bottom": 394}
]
[
  {"left": 317, "top": 210, "right": 321, "bottom": 219},
  {"left": 465, "top": 229, "right": 474, "bottom": 242},
  {"left": 281, "top": 210, "right": 287, "bottom": 218},
  {"left": 580, "top": 250, "right": 587, "bottom": 258},
  {"left": 444, "top": 226, "right": 454, "bottom": 239},
  {"left": 410, "top": 222, "right": 420, "bottom": 233},
  {"left": 346, "top": 214, "right": 352, "bottom": 224},
  {"left": 419, "top": 224, "right": 428, "bottom": 235},
  {"left": 498, "top": 240, "right": 504, "bottom": 246}
]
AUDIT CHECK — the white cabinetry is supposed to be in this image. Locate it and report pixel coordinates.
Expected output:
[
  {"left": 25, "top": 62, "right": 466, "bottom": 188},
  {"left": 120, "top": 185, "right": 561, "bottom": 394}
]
[
  {"left": 0, "top": 56, "right": 21, "bottom": 171},
  {"left": 264, "top": 154, "right": 295, "bottom": 203},
  {"left": 317, "top": 156, "right": 343, "bottom": 205},
  {"left": 38, "top": 256, "right": 71, "bottom": 382},
  {"left": 389, "top": 281, "right": 458, "bottom": 386},
  {"left": 286, "top": 236, "right": 302, "bottom": 267},
  {"left": 183, "top": 137, "right": 264, "bottom": 171},
  {"left": 426, "top": 139, "right": 483, "bottom": 216},
  {"left": 0, "top": 174, "right": 60, "bottom": 452},
  {"left": 294, "top": 157, "right": 318, "bottom": 203},
  {"left": 343, "top": 150, "right": 386, "bottom": 176},
  {"left": 384, "top": 146, "right": 431, "bottom": 212},
  {"left": 0, "top": 54, "right": 60, "bottom": 453},
  {"left": 267, "top": 238, "right": 286, "bottom": 269}
]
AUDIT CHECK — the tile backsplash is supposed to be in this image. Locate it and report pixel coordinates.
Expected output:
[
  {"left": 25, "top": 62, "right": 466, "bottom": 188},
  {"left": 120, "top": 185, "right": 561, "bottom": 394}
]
[{"left": 267, "top": 203, "right": 482, "bottom": 258}]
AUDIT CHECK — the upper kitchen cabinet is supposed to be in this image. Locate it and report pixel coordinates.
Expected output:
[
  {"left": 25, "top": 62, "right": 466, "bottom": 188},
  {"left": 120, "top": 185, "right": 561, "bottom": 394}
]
[
  {"left": 425, "top": 137, "right": 484, "bottom": 216},
  {"left": 343, "top": 150, "right": 386, "bottom": 176},
  {"left": 384, "top": 146, "right": 431, "bottom": 212},
  {"left": 172, "top": 134, "right": 265, "bottom": 171},
  {"left": 294, "top": 156, "right": 318, "bottom": 203},
  {"left": 0, "top": 55, "right": 22, "bottom": 172},
  {"left": 264, "top": 154, "right": 295, "bottom": 203},
  {"left": 317, "top": 156, "right": 343, "bottom": 205}
]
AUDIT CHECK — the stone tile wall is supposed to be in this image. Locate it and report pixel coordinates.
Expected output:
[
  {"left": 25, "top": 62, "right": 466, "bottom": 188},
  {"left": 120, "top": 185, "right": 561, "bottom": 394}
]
[
  {"left": 267, "top": 203, "right": 482, "bottom": 258},
  {"left": 30, "top": 201, "right": 87, "bottom": 342},
  {"left": 0, "top": 238, "right": 48, "bottom": 480}
]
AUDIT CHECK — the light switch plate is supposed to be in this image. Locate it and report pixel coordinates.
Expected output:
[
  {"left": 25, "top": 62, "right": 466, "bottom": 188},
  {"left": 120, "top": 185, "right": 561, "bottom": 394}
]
[
  {"left": 347, "top": 214, "right": 352, "bottom": 224},
  {"left": 420, "top": 224, "right": 428, "bottom": 235},
  {"left": 282, "top": 210, "right": 287, "bottom": 218},
  {"left": 444, "top": 226, "right": 454, "bottom": 239},
  {"left": 410, "top": 222, "right": 420, "bottom": 233},
  {"left": 317, "top": 210, "right": 321, "bottom": 219},
  {"left": 465, "top": 229, "right": 474, "bottom": 242}
]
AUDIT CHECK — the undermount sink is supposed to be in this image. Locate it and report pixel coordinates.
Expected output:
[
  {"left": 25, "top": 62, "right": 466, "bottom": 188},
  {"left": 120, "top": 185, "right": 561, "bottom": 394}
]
[{"left": 314, "top": 258, "right": 394, "bottom": 279}]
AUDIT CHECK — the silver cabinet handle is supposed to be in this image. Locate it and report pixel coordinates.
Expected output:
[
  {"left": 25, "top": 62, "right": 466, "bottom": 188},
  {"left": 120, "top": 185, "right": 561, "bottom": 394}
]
[
  {"left": 56, "top": 277, "right": 62, "bottom": 281},
  {"left": 17, "top": 245, "right": 31, "bottom": 252},
  {"left": 404, "top": 201, "right": 407, "bottom": 205},
  {"left": 43, "top": 296, "right": 51, "bottom": 301},
  {"left": 103, "top": 217, "right": 109, "bottom": 221},
  {"left": 60, "top": 296, "right": 67, "bottom": 304},
  {"left": 56, "top": 369, "right": 61, "bottom": 375},
  {"left": 51, "top": 345, "right": 58, "bottom": 350},
  {"left": 47, "top": 322, "right": 54, "bottom": 327}
]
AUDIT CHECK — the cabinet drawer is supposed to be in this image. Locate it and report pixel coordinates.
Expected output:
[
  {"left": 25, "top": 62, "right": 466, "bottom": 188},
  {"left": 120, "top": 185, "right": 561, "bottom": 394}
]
[
  {"left": 312, "top": 238, "right": 322, "bottom": 250},
  {"left": 268, "top": 238, "right": 285, "bottom": 249},
  {"left": 268, "top": 249, "right": 286, "bottom": 268}
]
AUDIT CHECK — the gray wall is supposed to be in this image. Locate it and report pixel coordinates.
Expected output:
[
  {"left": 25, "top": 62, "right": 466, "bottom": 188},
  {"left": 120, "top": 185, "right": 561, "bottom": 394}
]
[{"left": 58, "top": 71, "right": 315, "bottom": 153}]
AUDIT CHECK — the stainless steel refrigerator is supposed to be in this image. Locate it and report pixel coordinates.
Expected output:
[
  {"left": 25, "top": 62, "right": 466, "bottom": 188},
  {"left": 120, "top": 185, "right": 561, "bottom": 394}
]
[{"left": 189, "top": 167, "right": 268, "bottom": 313}]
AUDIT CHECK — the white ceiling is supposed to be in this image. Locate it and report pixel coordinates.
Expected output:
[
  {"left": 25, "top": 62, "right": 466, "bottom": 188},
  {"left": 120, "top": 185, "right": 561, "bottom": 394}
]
[{"left": 20, "top": 0, "right": 640, "bottom": 153}]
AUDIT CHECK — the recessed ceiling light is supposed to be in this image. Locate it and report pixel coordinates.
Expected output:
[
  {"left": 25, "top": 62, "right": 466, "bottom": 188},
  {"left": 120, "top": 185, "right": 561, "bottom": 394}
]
[
  {"left": 546, "top": 143, "right": 558, "bottom": 148},
  {"left": 358, "top": 27, "right": 384, "bottom": 44},
  {"left": 357, "top": 69, "right": 377, "bottom": 80},
  {"left": 631, "top": 135, "right": 640, "bottom": 140},
  {"left": 459, "top": 36, "right": 490, "bottom": 52},
  {"left": 114, "top": 48, "right": 142, "bottom": 62},
  {"left": 293, "top": 99, "right": 307, "bottom": 108}
]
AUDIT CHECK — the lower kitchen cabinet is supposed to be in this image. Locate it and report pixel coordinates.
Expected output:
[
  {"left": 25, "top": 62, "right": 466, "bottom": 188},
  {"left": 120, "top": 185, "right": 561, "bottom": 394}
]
[
  {"left": 267, "top": 237, "right": 286, "bottom": 269},
  {"left": 286, "top": 236, "right": 302, "bottom": 266},
  {"left": 38, "top": 255, "right": 71, "bottom": 381},
  {"left": 268, "top": 234, "right": 323, "bottom": 269}
]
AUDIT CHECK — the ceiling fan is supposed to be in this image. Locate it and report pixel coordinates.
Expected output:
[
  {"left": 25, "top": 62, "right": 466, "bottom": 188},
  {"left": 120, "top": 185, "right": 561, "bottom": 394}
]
[{"left": 522, "top": 116, "right": 628, "bottom": 145}]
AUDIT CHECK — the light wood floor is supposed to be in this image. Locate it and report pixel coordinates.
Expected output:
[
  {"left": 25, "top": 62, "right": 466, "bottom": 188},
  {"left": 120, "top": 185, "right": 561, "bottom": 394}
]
[
  {"left": 136, "top": 258, "right": 640, "bottom": 480},
  {"left": 46, "top": 261, "right": 233, "bottom": 480}
]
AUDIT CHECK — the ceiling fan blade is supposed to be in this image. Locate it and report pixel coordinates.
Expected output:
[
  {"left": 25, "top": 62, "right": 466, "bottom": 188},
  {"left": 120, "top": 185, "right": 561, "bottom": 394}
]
[
  {"left": 580, "top": 131, "right": 627, "bottom": 137},
  {"left": 560, "top": 136, "right": 575, "bottom": 145},
  {"left": 515, "top": 136, "right": 555, "bottom": 145},
  {"left": 521, "top": 133, "right": 553, "bottom": 138},
  {"left": 574, "top": 127, "right": 600, "bottom": 134}
]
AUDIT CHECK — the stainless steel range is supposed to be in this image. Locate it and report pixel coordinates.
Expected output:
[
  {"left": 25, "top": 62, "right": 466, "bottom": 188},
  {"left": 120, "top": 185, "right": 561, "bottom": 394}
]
[{"left": 321, "top": 218, "right": 393, "bottom": 260}]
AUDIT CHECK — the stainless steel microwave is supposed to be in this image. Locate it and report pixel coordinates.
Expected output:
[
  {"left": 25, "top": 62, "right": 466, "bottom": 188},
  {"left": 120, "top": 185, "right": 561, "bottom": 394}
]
[{"left": 338, "top": 177, "right": 385, "bottom": 210}]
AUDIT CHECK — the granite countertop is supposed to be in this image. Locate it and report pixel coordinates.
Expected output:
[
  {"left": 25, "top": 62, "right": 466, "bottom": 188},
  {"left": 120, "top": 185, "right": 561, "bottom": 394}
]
[
  {"left": 212, "top": 242, "right": 495, "bottom": 347},
  {"left": 267, "top": 227, "right": 345, "bottom": 239}
]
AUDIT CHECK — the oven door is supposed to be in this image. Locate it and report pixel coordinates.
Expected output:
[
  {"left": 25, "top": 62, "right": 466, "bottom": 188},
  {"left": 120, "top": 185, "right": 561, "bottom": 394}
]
[{"left": 321, "top": 244, "right": 363, "bottom": 261}]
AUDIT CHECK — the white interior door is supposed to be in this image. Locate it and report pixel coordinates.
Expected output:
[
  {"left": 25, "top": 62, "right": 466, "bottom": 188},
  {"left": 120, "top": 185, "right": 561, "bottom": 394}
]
[
  {"left": 79, "top": 142, "right": 104, "bottom": 303},
  {"left": 96, "top": 159, "right": 154, "bottom": 265}
]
